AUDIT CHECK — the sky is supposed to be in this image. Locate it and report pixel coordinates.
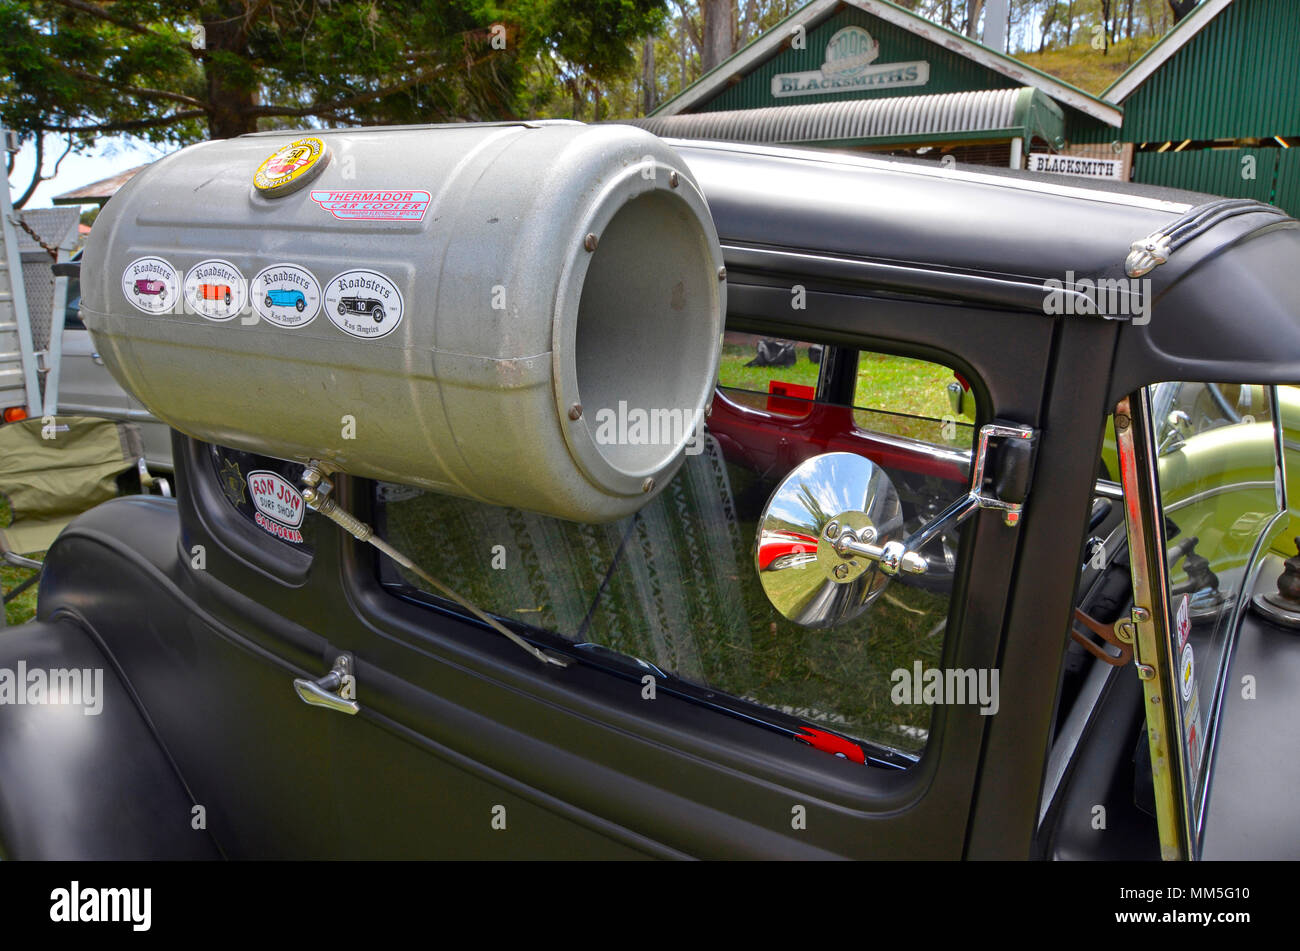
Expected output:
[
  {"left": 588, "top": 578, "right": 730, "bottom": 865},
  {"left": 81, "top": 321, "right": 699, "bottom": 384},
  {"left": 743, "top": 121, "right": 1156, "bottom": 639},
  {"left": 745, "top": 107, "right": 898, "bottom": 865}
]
[{"left": 7, "top": 132, "right": 170, "bottom": 211}]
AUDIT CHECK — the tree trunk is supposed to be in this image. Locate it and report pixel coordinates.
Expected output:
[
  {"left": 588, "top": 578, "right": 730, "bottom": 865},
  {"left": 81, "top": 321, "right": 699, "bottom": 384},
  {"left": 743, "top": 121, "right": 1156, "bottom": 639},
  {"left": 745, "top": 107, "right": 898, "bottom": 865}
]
[
  {"left": 1039, "top": 3, "right": 1058, "bottom": 51},
  {"left": 965, "top": 0, "right": 985, "bottom": 39},
  {"left": 1065, "top": 0, "right": 1075, "bottom": 43},
  {"left": 12, "top": 135, "right": 43, "bottom": 210},
  {"left": 203, "top": 16, "right": 259, "bottom": 139},
  {"left": 701, "top": 0, "right": 736, "bottom": 72},
  {"left": 641, "top": 38, "right": 657, "bottom": 115},
  {"left": 680, "top": 20, "right": 688, "bottom": 89},
  {"left": 737, "top": 0, "right": 759, "bottom": 48}
]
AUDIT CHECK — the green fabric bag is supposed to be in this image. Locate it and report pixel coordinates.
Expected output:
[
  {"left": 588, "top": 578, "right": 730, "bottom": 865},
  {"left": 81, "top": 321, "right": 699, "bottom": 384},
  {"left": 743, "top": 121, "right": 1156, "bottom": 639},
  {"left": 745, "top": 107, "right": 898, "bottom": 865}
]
[{"left": 0, "top": 415, "right": 144, "bottom": 555}]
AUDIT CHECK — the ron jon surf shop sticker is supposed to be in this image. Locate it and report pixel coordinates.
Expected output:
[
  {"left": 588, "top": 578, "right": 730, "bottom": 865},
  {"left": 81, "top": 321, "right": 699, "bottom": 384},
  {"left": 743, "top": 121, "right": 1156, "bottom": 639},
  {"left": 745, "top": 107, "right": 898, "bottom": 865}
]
[
  {"left": 246, "top": 469, "right": 305, "bottom": 544},
  {"left": 323, "top": 269, "right": 404, "bottom": 339}
]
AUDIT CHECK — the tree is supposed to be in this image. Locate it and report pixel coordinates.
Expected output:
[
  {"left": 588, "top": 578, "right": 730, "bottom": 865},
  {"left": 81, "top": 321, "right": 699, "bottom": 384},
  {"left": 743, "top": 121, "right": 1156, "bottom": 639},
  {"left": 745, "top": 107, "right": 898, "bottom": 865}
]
[{"left": 2, "top": 0, "right": 665, "bottom": 204}]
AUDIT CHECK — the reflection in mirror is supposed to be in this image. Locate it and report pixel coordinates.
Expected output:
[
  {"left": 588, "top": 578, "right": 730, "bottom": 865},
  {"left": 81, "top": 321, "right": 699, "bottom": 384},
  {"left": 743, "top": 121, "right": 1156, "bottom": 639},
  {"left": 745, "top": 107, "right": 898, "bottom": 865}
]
[{"left": 756, "top": 452, "right": 904, "bottom": 629}]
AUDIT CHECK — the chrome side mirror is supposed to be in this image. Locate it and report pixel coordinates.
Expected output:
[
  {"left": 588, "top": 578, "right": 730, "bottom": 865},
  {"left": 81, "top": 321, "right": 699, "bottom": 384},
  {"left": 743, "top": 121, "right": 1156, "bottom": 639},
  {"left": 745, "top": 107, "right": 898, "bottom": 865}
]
[
  {"left": 755, "top": 453, "right": 905, "bottom": 629},
  {"left": 757, "top": 423, "right": 1037, "bottom": 629}
]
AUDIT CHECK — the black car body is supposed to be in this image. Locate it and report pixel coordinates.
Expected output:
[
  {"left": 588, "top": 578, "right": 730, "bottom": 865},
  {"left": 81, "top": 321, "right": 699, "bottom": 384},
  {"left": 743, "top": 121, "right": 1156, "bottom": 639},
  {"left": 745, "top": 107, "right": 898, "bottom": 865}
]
[{"left": 2, "top": 135, "right": 1298, "bottom": 861}]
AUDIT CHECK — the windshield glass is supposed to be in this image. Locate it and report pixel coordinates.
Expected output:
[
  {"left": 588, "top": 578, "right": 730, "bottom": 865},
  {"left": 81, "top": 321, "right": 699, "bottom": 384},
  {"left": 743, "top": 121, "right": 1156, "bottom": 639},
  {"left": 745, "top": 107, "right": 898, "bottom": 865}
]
[{"left": 1150, "top": 382, "right": 1287, "bottom": 827}]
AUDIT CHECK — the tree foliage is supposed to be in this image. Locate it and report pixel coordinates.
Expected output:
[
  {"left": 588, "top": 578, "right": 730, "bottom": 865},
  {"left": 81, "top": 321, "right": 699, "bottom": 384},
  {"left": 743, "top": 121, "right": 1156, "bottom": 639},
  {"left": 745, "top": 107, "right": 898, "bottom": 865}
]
[
  {"left": 4, "top": 0, "right": 1194, "bottom": 206},
  {"left": 0, "top": 1, "right": 665, "bottom": 152}
]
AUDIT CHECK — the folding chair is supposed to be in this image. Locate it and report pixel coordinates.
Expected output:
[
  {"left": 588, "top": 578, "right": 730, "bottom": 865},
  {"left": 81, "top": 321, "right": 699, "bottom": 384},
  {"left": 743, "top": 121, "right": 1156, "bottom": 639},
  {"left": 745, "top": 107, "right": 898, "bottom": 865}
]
[{"left": 0, "top": 415, "right": 166, "bottom": 625}]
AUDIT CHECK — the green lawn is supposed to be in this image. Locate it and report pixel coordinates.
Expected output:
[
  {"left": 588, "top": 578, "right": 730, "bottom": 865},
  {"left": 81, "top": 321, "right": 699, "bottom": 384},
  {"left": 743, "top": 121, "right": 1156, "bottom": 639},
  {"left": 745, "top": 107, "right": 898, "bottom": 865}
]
[
  {"left": 719, "top": 345, "right": 959, "bottom": 419},
  {"left": 718, "top": 344, "right": 974, "bottom": 448},
  {"left": 0, "top": 495, "right": 42, "bottom": 626}
]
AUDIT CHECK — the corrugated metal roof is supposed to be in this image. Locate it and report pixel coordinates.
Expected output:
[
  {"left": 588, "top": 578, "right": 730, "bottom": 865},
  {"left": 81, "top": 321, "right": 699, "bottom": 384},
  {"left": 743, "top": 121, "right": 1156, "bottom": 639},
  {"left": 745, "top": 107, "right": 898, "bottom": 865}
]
[
  {"left": 52, "top": 164, "right": 150, "bottom": 205},
  {"left": 623, "top": 87, "right": 1064, "bottom": 148}
]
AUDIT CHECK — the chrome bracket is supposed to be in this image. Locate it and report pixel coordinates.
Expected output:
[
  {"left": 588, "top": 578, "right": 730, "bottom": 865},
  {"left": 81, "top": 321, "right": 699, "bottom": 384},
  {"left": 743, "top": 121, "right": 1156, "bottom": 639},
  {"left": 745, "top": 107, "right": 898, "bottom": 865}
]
[{"left": 830, "top": 422, "right": 1036, "bottom": 576}]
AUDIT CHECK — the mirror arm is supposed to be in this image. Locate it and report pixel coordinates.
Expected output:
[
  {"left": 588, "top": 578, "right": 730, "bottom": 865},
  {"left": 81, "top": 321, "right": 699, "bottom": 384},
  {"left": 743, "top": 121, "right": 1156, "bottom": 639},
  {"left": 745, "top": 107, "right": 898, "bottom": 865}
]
[{"left": 859, "top": 423, "right": 1036, "bottom": 576}]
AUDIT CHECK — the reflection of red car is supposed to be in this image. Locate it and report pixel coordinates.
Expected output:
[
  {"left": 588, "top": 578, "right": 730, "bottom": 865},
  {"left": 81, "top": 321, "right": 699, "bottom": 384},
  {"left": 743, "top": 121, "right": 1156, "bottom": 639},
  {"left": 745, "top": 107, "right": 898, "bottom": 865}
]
[
  {"left": 200, "top": 283, "right": 233, "bottom": 306},
  {"left": 757, "top": 531, "right": 820, "bottom": 571},
  {"left": 132, "top": 278, "right": 167, "bottom": 297}
]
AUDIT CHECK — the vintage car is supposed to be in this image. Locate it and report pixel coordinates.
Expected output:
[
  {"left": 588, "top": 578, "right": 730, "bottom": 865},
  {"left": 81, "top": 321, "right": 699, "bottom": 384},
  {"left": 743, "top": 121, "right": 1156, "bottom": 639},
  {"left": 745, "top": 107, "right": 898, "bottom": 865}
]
[
  {"left": 131, "top": 277, "right": 166, "bottom": 297},
  {"left": 200, "top": 283, "right": 233, "bottom": 306},
  {"left": 265, "top": 287, "right": 307, "bottom": 311},
  {"left": 1, "top": 122, "right": 1297, "bottom": 861},
  {"left": 338, "top": 295, "right": 385, "bottom": 322}
]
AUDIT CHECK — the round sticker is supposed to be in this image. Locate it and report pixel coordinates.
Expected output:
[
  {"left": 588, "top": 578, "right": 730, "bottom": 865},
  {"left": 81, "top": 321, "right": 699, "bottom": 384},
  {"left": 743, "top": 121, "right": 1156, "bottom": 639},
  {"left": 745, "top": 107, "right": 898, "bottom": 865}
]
[
  {"left": 250, "top": 263, "right": 321, "bottom": 328},
  {"left": 323, "top": 269, "right": 404, "bottom": 340},
  {"left": 184, "top": 260, "right": 247, "bottom": 322},
  {"left": 1180, "top": 642, "right": 1195, "bottom": 702},
  {"left": 121, "top": 257, "right": 179, "bottom": 314},
  {"left": 253, "top": 137, "right": 330, "bottom": 197}
]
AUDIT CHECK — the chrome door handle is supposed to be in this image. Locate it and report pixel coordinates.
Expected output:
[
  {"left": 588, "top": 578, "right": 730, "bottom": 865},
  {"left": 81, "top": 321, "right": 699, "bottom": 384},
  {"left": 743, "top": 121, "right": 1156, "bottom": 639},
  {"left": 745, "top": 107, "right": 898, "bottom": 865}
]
[{"left": 292, "top": 654, "right": 359, "bottom": 715}]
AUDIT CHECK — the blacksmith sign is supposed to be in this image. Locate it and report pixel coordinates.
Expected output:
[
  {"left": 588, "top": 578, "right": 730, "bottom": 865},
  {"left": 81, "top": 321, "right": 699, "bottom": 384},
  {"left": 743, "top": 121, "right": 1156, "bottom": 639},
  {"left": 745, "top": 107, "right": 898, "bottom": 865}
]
[
  {"left": 1027, "top": 152, "right": 1124, "bottom": 180},
  {"left": 771, "top": 26, "right": 930, "bottom": 99}
]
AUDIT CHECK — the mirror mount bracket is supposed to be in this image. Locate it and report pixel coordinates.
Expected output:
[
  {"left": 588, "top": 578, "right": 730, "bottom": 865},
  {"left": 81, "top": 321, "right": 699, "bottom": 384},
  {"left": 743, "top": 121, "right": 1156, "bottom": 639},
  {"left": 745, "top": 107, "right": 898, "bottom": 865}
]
[{"left": 864, "top": 422, "right": 1036, "bottom": 576}]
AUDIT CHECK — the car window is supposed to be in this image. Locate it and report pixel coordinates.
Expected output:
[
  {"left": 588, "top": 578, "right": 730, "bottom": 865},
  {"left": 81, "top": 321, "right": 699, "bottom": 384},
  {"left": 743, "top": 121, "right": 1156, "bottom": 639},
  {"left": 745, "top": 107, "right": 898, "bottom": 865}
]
[
  {"left": 1149, "top": 383, "right": 1286, "bottom": 816},
  {"left": 375, "top": 339, "right": 978, "bottom": 762}
]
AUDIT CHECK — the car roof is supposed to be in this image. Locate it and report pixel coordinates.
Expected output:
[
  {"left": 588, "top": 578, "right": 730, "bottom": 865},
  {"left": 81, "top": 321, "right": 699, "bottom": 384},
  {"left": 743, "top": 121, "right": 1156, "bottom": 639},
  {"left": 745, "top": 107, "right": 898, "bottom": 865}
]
[
  {"left": 673, "top": 138, "right": 1300, "bottom": 389},
  {"left": 673, "top": 139, "right": 1211, "bottom": 285}
]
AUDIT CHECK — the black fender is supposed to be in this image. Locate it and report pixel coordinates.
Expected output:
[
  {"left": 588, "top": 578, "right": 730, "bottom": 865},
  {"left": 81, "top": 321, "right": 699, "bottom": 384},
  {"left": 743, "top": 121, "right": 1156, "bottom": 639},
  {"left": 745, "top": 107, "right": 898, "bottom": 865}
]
[{"left": 0, "top": 614, "right": 220, "bottom": 859}]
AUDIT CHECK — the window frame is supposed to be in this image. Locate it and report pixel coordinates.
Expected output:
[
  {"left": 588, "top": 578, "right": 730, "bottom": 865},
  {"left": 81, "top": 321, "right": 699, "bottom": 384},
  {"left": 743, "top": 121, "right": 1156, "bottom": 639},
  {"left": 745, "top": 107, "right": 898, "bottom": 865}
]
[{"left": 328, "top": 279, "right": 1054, "bottom": 857}]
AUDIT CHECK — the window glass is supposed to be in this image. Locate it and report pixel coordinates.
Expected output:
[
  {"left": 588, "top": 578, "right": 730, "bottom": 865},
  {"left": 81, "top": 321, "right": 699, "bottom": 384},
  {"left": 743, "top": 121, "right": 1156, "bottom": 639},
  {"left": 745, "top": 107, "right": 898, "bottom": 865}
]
[
  {"left": 1150, "top": 383, "right": 1284, "bottom": 804},
  {"left": 853, "top": 352, "right": 975, "bottom": 449},
  {"left": 717, "top": 332, "right": 824, "bottom": 403},
  {"left": 377, "top": 340, "right": 978, "bottom": 760}
]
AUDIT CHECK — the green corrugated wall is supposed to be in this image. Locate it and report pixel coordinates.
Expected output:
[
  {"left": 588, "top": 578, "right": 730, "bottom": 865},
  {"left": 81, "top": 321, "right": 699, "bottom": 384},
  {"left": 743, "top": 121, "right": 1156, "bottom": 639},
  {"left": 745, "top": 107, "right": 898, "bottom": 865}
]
[
  {"left": 1276, "top": 149, "right": 1300, "bottom": 218},
  {"left": 1117, "top": 0, "right": 1300, "bottom": 142},
  {"left": 1132, "top": 147, "right": 1300, "bottom": 215}
]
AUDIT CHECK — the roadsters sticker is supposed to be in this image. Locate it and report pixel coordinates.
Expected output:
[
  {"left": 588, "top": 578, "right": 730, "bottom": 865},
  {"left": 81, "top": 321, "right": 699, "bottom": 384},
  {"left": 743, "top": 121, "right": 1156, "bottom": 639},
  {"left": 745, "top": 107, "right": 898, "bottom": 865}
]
[
  {"left": 121, "top": 257, "right": 179, "bottom": 314},
  {"left": 323, "top": 269, "right": 404, "bottom": 339},
  {"left": 183, "top": 259, "right": 247, "bottom": 321},
  {"left": 250, "top": 263, "right": 321, "bottom": 328},
  {"left": 309, "top": 189, "right": 431, "bottom": 221},
  {"left": 247, "top": 470, "right": 305, "bottom": 544}
]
